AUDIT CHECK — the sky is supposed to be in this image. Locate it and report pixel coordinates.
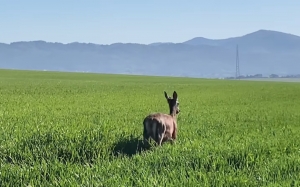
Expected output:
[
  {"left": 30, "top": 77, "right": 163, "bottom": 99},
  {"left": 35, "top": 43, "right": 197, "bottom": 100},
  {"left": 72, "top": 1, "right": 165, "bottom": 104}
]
[{"left": 0, "top": 0, "right": 299, "bottom": 44}]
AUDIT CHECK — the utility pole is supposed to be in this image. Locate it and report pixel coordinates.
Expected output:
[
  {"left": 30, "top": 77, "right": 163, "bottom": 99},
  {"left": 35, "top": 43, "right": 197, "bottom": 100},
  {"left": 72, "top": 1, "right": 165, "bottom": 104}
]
[{"left": 236, "top": 45, "right": 240, "bottom": 79}]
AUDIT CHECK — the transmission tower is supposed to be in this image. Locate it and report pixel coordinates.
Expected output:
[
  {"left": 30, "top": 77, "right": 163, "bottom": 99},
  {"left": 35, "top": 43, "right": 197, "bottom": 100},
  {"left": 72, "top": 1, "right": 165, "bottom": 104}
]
[{"left": 235, "top": 45, "right": 240, "bottom": 79}]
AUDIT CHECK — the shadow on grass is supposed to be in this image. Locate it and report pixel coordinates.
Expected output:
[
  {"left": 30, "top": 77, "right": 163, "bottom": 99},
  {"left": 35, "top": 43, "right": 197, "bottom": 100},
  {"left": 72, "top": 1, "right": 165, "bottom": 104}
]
[{"left": 112, "top": 136, "right": 152, "bottom": 157}]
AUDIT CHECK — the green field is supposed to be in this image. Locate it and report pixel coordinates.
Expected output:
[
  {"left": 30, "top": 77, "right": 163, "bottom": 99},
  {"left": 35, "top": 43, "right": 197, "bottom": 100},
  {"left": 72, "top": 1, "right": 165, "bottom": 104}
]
[{"left": 0, "top": 69, "right": 300, "bottom": 186}]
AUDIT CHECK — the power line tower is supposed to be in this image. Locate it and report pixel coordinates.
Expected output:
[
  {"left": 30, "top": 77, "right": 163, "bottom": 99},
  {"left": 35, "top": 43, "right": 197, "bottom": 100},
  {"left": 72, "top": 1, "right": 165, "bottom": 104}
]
[{"left": 235, "top": 45, "right": 240, "bottom": 79}]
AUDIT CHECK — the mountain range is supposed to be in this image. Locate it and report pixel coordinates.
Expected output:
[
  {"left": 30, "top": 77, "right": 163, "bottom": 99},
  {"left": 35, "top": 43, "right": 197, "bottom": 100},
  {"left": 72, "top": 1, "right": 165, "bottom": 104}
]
[{"left": 1, "top": 29, "right": 300, "bottom": 78}]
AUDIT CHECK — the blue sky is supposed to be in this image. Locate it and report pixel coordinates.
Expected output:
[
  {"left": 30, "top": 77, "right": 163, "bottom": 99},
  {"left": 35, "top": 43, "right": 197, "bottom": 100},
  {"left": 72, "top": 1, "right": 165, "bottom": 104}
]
[{"left": 0, "top": 0, "right": 299, "bottom": 44}]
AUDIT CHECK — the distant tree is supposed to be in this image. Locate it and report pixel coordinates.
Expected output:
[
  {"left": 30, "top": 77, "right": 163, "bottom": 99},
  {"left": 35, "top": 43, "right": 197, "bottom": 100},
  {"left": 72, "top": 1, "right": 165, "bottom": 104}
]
[{"left": 269, "top": 74, "right": 279, "bottom": 78}]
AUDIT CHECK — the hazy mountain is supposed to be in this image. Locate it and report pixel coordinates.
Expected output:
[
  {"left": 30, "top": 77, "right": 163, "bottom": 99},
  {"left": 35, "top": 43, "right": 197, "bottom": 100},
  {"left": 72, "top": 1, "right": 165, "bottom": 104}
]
[
  {"left": 184, "top": 30, "right": 300, "bottom": 52},
  {"left": 1, "top": 30, "right": 300, "bottom": 78},
  {"left": 148, "top": 42, "right": 175, "bottom": 46}
]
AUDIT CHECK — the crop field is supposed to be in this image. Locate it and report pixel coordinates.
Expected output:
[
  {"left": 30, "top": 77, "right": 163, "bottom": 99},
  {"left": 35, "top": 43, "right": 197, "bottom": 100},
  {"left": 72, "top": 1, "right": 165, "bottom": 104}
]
[{"left": 0, "top": 69, "right": 300, "bottom": 186}]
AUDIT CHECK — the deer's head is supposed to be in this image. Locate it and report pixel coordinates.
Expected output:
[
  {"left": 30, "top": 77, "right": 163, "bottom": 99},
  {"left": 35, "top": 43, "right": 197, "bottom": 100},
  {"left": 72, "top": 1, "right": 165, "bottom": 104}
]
[{"left": 164, "top": 91, "right": 180, "bottom": 115}]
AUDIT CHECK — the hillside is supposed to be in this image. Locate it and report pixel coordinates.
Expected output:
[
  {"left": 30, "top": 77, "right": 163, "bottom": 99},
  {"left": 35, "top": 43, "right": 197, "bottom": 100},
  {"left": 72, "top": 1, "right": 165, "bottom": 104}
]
[{"left": 1, "top": 30, "right": 300, "bottom": 78}]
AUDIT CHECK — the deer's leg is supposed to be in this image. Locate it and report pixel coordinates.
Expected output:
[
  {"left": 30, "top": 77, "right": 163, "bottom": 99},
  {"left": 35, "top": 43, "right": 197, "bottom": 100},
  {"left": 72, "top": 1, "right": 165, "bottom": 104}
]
[
  {"left": 168, "top": 129, "right": 176, "bottom": 145},
  {"left": 171, "top": 129, "right": 177, "bottom": 140},
  {"left": 156, "top": 125, "right": 166, "bottom": 146},
  {"left": 158, "top": 134, "right": 165, "bottom": 146},
  {"left": 143, "top": 127, "right": 150, "bottom": 145}
]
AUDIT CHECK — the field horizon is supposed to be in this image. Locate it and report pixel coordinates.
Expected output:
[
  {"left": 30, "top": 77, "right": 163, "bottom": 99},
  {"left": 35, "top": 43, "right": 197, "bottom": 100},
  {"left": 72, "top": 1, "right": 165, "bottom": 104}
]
[
  {"left": 0, "top": 69, "right": 299, "bottom": 186},
  {"left": 2, "top": 68, "right": 300, "bottom": 83}
]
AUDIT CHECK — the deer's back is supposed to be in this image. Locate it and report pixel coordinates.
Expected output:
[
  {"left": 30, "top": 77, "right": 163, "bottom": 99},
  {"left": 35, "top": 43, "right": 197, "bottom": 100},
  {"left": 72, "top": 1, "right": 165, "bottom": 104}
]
[{"left": 143, "top": 112, "right": 175, "bottom": 137}]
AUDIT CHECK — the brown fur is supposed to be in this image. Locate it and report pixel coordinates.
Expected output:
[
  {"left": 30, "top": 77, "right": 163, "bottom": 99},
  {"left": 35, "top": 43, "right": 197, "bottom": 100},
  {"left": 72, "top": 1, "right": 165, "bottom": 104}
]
[{"left": 143, "top": 91, "right": 180, "bottom": 146}]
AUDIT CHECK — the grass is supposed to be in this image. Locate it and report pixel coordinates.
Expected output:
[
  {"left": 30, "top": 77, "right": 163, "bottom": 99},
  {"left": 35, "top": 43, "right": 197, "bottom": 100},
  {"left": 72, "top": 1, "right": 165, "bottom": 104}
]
[{"left": 0, "top": 69, "right": 300, "bottom": 186}]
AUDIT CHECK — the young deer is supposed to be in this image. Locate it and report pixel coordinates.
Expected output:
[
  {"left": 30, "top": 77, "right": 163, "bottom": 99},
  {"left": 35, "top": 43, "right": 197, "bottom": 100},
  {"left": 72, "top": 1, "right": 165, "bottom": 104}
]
[{"left": 143, "top": 91, "right": 180, "bottom": 146}]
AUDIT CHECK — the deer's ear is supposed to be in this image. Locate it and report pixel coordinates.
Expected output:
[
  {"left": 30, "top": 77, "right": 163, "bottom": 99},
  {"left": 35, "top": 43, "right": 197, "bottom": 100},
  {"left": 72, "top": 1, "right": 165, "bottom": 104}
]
[
  {"left": 164, "top": 91, "right": 168, "bottom": 99},
  {"left": 173, "top": 91, "right": 178, "bottom": 99}
]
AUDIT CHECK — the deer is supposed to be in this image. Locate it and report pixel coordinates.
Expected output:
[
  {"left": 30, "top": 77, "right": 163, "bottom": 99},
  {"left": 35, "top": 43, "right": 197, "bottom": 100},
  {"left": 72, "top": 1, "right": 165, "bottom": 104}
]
[{"left": 143, "top": 91, "right": 180, "bottom": 146}]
